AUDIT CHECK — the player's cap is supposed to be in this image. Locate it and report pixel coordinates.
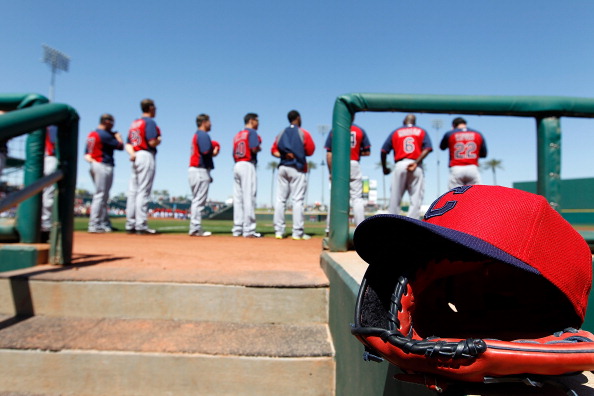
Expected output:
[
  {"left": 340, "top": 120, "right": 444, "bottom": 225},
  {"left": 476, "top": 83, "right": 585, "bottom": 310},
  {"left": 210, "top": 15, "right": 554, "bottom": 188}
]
[{"left": 354, "top": 185, "right": 592, "bottom": 322}]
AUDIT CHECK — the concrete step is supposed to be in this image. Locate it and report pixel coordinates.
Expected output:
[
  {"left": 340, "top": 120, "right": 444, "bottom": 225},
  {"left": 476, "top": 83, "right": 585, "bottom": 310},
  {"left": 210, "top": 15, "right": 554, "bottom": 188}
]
[
  {"left": 0, "top": 235, "right": 335, "bottom": 395},
  {"left": 0, "top": 278, "right": 329, "bottom": 324},
  {"left": 0, "top": 315, "right": 334, "bottom": 357},
  {"left": 0, "top": 315, "right": 335, "bottom": 395}
]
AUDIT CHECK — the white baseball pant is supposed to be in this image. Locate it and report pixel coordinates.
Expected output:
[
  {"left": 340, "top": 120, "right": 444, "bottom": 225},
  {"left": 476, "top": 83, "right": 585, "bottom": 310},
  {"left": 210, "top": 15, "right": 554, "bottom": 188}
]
[
  {"left": 389, "top": 158, "right": 425, "bottom": 219},
  {"left": 41, "top": 155, "right": 58, "bottom": 232},
  {"left": 89, "top": 161, "right": 114, "bottom": 231},
  {"left": 188, "top": 167, "right": 211, "bottom": 234},
  {"left": 274, "top": 165, "right": 307, "bottom": 238},
  {"left": 232, "top": 161, "right": 257, "bottom": 236},
  {"left": 326, "top": 160, "right": 366, "bottom": 232},
  {"left": 448, "top": 165, "right": 481, "bottom": 189},
  {"left": 126, "top": 150, "right": 156, "bottom": 231}
]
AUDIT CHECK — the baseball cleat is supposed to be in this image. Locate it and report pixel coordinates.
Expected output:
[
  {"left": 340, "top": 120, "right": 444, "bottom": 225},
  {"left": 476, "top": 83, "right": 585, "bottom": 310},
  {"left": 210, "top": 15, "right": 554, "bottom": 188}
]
[
  {"left": 275, "top": 233, "right": 284, "bottom": 239},
  {"left": 189, "top": 230, "right": 212, "bottom": 237},
  {"left": 88, "top": 228, "right": 106, "bottom": 234},
  {"left": 136, "top": 228, "right": 158, "bottom": 235},
  {"left": 292, "top": 234, "right": 312, "bottom": 240},
  {"left": 244, "top": 232, "right": 262, "bottom": 238}
]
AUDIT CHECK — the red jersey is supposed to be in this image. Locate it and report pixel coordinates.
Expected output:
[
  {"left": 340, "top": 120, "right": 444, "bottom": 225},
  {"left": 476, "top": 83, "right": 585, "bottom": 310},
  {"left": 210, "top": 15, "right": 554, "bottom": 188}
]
[
  {"left": 233, "top": 128, "right": 261, "bottom": 164},
  {"left": 440, "top": 128, "right": 487, "bottom": 167},
  {"left": 324, "top": 124, "right": 371, "bottom": 161},
  {"left": 86, "top": 128, "right": 123, "bottom": 166},
  {"left": 381, "top": 125, "right": 432, "bottom": 161},
  {"left": 127, "top": 117, "right": 161, "bottom": 153}
]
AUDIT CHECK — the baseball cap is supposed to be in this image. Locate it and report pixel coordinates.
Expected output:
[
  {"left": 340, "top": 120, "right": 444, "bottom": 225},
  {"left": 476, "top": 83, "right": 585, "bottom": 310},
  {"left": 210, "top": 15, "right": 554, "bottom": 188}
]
[{"left": 354, "top": 185, "right": 592, "bottom": 322}]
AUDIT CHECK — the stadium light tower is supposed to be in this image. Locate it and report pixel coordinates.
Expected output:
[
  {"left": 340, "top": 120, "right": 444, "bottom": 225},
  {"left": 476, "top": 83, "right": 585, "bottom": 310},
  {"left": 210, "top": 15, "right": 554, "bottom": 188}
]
[
  {"left": 42, "top": 44, "right": 70, "bottom": 102},
  {"left": 318, "top": 124, "right": 330, "bottom": 206},
  {"left": 431, "top": 119, "right": 443, "bottom": 195}
]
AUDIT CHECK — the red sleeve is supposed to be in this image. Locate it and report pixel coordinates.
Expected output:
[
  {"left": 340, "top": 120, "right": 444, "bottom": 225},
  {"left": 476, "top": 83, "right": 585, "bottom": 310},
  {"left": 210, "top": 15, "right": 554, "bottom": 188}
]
[
  {"left": 271, "top": 139, "right": 279, "bottom": 155},
  {"left": 302, "top": 129, "right": 316, "bottom": 156}
]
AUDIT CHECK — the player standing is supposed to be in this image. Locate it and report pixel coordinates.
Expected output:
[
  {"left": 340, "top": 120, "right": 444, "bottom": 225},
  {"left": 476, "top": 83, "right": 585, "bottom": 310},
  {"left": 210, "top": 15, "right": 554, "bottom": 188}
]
[
  {"left": 271, "top": 110, "right": 316, "bottom": 240},
  {"left": 232, "top": 113, "right": 262, "bottom": 238},
  {"left": 0, "top": 111, "right": 7, "bottom": 179},
  {"left": 188, "top": 113, "right": 219, "bottom": 237},
  {"left": 381, "top": 114, "right": 432, "bottom": 218},
  {"left": 41, "top": 125, "right": 58, "bottom": 235},
  {"left": 325, "top": 122, "right": 371, "bottom": 230},
  {"left": 440, "top": 117, "right": 487, "bottom": 189},
  {"left": 85, "top": 114, "right": 124, "bottom": 233},
  {"left": 125, "top": 99, "right": 161, "bottom": 235}
]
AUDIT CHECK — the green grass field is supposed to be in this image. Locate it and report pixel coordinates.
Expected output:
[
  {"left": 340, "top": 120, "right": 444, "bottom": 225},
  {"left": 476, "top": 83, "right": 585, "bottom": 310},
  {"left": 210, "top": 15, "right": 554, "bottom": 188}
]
[{"left": 75, "top": 217, "right": 327, "bottom": 238}]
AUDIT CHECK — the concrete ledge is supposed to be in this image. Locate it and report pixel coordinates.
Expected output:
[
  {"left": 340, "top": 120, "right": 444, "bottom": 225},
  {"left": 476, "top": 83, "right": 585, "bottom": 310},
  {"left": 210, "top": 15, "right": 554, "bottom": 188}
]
[{"left": 0, "top": 279, "right": 329, "bottom": 324}]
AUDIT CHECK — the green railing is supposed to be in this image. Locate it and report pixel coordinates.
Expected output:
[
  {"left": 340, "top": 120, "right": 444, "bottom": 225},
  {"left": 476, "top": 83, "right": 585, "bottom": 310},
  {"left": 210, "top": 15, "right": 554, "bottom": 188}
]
[
  {"left": 0, "top": 93, "right": 79, "bottom": 265},
  {"left": 328, "top": 93, "right": 594, "bottom": 251}
]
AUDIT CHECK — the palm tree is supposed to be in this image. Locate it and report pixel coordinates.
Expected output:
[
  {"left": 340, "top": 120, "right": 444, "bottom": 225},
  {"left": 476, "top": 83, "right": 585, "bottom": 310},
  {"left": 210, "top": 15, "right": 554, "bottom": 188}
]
[
  {"left": 267, "top": 161, "right": 278, "bottom": 209},
  {"left": 375, "top": 161, "right": 392, "bottom": 209},
  {"left": 482, "top": 159, "right": 504, "bottom": 185}
]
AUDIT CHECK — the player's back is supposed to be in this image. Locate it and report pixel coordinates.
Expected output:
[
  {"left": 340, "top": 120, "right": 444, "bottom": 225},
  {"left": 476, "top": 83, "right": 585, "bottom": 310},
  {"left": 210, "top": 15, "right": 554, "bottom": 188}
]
[{"left": 442, "top": 128, "right": 484, "bottom": 167}]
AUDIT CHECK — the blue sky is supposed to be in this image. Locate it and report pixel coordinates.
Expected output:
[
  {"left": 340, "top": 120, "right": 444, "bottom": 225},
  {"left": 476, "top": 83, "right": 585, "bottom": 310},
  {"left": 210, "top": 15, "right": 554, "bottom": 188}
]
[{"left": 3, "top": 0, "right": 594, "bottom": 207}]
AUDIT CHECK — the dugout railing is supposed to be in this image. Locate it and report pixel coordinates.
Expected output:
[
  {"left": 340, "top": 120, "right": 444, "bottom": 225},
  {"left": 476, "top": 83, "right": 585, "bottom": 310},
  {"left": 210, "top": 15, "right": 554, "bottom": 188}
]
[
  {"left": 328, "top": 93, "right": 594, "bottom": 251},
  {"left": 0, "top": 93, "right": 79, "bottom": 268}
]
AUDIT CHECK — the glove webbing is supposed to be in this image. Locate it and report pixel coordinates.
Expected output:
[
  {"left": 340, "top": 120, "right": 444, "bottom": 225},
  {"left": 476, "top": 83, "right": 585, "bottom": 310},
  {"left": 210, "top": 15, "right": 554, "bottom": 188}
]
[{"left": 382, "top": 275, "right": 487, "bottom": 359}]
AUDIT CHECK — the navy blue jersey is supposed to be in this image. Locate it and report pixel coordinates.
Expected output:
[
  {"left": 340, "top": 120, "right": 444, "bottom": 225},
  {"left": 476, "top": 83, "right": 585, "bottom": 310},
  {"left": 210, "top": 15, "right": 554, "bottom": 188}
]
[
  {"left": 271, "top": 125, "right": 315, "bottom": 172},
  {"left": 190, "top": 129, "right": 215, "bottom": 169},
  {"left": 86, "top": 128, "right": 124, "bottom": 166}
]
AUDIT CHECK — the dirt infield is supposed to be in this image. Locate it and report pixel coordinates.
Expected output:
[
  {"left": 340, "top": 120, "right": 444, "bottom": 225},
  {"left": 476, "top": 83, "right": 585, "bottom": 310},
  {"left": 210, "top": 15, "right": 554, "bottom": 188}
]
[{"left": 15, "top": 232, "right": 329, "bottom": 288}]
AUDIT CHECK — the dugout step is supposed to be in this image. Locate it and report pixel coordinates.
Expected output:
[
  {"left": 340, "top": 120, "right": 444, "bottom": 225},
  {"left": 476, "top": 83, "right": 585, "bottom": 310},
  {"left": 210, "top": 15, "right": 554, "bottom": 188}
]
[
  {"left": 0, "top": 314, "right": 334, "bottom": 357},
  {"left": 0, "top": 314, "right": 335, "bottom": 395}
]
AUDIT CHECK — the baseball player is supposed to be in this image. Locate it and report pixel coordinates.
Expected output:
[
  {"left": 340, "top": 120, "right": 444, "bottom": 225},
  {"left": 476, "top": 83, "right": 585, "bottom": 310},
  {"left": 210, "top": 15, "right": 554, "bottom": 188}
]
[
  {"left": 381, "top": 114, "right": 432, "bottom": 218},
  {"left": 440, "top": 117, "right": 487, "bottom": 189},
  {"left": 271, "top": 110, "right": 316, "bottom": 240},
  {"left": 41, "top": 125, "right": 58, "bottom": 234},
  {"left": 125, "top": 98, "right": 161, "bottom": 235},
  {"left": 188, "top": 113, "right": 219, "bottom": 237},
  {"left": 0, "top": 111, "right": 7, "bottom": 179},
  {"left": 0, "top": 139, "right": 6, "bottom": 179},
  {"left": 325, "top": 123, "right": 371, "bottom": 230},
  {"left": 232, "top": 113, "right": 262, "bottom": 238},
  {"left": 85, "top": 114, "right": 124, "bottom": 233}
]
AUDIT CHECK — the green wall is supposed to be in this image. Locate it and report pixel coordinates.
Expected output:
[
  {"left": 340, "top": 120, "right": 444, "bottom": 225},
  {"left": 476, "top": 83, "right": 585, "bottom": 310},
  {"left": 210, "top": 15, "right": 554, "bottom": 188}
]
[{"left": 514, "top": 178, "right": 594, "bottom": 224}]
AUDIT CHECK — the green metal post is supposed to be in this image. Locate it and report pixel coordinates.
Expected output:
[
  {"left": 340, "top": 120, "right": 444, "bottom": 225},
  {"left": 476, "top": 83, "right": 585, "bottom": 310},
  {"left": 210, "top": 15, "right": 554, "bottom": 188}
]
[
  {"left": 0, "top": 97, "right": 79, "bottom": 265},
  {"left": 328, "top": 98, "right": 354, "bottom": 251},
  {"left": 12, "top": 95, "right": 49, "bottom": 243},
  {"left": 16, "top": 129, "right": 45, "bottom": 243},
  {"left": 50, "top": 120, "right": 78, "bottom": 264},
  {"left": 536, "top": 117, "right": 561, "bottom": 211}
]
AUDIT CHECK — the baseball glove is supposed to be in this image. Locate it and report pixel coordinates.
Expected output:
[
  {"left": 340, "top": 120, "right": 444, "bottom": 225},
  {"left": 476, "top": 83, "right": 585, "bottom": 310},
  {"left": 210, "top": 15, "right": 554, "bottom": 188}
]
[
  {"left": 352, "top": 257, "right": 594, "bottom": 384},
  {"left": 351, "top": 185, "right": 594, "bottom": 389}
]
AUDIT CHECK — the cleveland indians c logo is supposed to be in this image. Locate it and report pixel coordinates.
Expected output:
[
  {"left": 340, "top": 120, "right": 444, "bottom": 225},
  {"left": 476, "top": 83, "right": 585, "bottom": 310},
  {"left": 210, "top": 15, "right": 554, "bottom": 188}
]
[{"left": 424, "top": 185, "right": 472, "bottom": 220}]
